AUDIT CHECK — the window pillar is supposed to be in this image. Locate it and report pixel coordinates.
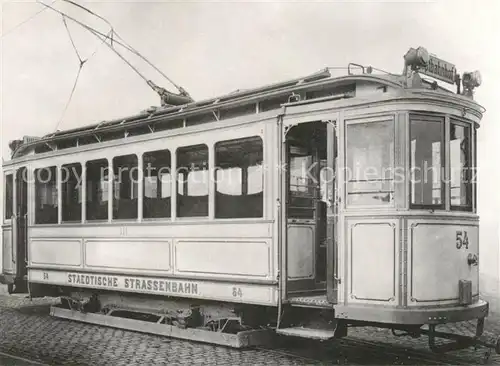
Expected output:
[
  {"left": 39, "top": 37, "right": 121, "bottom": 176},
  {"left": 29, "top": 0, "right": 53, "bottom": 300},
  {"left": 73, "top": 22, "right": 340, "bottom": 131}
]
[
  {"left": 82, "top": 162, "right": 86, "bottom": 223},
  {"left": 108, "top": 158, "right": 113, "bottom": 222}
]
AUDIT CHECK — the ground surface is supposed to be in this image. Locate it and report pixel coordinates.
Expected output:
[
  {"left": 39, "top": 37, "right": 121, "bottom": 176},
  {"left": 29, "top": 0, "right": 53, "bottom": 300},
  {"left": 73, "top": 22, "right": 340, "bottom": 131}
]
[{"left": 0, "top": 293, "right": 500, "bottom": 365}]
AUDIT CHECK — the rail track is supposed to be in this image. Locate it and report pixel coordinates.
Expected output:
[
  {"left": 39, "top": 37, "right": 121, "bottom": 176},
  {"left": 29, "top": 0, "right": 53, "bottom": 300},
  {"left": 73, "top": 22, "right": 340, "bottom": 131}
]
[
  {"left": 0, "top": 351, "right": 50, "bottom": 366},
  {"left": 255, "top": 328, "right": 500, "bottom": 365}
]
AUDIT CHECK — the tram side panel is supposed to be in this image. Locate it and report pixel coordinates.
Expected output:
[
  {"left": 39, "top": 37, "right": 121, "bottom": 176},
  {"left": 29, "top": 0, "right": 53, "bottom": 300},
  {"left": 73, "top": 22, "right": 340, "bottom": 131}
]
[
  {"left": 26, "top": 120, "right": 280, "bottom": 306},
  {"left": 28, "top": 221, "right": 277, "bottom": 305},
  {"left": 340, "top": 215, "right": 479, "bottom": 310},
  {"left": 342, "top": 216, "right": 401, "bottom": 307},
  {"left": 406, "top": 218, "right": 479, "bottom": 307}
]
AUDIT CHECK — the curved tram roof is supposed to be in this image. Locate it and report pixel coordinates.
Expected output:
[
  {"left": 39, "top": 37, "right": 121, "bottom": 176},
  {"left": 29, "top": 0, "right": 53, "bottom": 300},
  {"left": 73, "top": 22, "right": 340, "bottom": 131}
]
[{"left": 6, "top": 67, "right": 484, "bottom": 161}]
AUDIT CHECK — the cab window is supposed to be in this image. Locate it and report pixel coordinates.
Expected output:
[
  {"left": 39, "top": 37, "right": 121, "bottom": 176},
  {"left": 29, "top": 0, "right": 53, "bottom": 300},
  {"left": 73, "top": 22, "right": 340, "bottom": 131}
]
[
  {"left": 450, "top": 120, "right": 472, "bottom": 211},
  {"left": 410, "top": 115, "right": 444, "bottom": 209},
  {"left": 346, "top": 119, "right": 395, "bottom": 206}
]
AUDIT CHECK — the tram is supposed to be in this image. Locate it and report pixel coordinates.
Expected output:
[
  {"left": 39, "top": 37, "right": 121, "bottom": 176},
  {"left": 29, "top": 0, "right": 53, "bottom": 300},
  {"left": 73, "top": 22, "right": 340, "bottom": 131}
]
[{"left": 2, "top": 46, "right": 499, "bottom": 353}]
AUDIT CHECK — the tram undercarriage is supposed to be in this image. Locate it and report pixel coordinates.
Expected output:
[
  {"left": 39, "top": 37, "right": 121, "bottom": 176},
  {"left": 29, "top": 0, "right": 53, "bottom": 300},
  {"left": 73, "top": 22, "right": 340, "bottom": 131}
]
[
  {"left": 49, "top": 287, "right": 275, "bottom": 348},
  {"left": 37, "top": 284, "right": 500, "bottom": 357}
]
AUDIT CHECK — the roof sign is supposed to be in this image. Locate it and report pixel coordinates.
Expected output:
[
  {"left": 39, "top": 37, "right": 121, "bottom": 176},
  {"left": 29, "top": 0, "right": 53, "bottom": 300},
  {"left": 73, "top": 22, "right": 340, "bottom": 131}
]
[{"left": 420, "top": 54, "right": 457, "bottom": 84}]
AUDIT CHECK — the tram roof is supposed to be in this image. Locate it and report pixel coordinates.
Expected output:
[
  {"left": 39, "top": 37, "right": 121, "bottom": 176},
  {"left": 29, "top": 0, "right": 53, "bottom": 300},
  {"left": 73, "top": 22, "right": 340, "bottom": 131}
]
[{"left": 6, "top": 68, "right": 484, "bottom": 161}]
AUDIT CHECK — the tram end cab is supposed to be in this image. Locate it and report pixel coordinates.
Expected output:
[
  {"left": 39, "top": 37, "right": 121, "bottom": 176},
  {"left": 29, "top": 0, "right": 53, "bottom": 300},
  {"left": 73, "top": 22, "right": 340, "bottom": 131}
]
[{"left": 277, "top": 47, "right": 500, "bottom": 355}]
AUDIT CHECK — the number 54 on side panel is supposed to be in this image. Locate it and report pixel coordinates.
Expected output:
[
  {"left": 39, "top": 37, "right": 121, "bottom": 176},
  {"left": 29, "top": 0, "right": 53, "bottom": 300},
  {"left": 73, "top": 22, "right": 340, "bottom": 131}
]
[{"left": 456, "top": 230, "right": 469, "bottom": 249}]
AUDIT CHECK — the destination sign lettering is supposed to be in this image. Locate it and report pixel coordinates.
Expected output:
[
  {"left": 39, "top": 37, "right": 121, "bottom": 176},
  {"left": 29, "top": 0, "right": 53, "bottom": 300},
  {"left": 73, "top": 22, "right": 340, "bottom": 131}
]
[
  {"left": 67, "top": 273, "right": 199, "bottom": 295},
  {"left": 421, "top": 55, "right": 457, "bottom": 84}
]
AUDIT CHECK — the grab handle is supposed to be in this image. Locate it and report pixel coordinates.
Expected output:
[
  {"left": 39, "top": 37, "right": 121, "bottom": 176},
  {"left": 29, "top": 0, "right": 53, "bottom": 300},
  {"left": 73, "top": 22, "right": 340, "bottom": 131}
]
[{"left": 11, "top": 214, "right": 17, "bottom": 264}]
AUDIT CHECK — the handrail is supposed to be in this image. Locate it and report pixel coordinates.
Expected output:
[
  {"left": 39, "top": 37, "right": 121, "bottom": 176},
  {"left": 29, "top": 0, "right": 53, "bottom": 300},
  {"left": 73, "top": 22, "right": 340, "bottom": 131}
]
[
  {"left": 11, "top": 214, "right": 17, "bottom": 266},
  {"left": 24, "top": 213, "right": 28, "bottom": 264}
]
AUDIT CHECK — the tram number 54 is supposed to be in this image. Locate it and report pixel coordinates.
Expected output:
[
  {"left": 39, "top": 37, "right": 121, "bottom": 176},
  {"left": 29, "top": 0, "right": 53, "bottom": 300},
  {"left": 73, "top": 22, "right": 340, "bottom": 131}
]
[{"left": 456, "top": 230, "right": 469, "bottom": 249}]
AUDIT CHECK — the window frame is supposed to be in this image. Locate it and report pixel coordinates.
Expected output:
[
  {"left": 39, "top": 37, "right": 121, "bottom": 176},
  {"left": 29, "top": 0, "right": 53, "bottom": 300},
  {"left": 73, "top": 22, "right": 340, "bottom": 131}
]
[
  {"left": 449, "top": 118, "right": 473, "bottom": 212},
  {"left": 11, "top": 127, "right": 268, "bottom": 224},
  {"left": 4, "top": 173, "right": 14, "bottom": 222},
  {"left": 34, "top": 165, "right": 59, "bottom": 225},
  {"left": 408, "top": 113, "right": 446, "bottom": 211},
  {"left": 473, "top": 125, "right": 478, "bottom": 213},
  {"left": 85, "top": 158, "right": 110, "bottom": 222},
  {"left": 287, "top": 144, "right": 317, "bottom": 219},
  {"left": 214, "top": 135, "right": 264, "bottom": 219},
  {"left": 61, "top": 163, "right": 83, "bottom": 223},
  {"left": 175, "top": 143, "right": 210, "bottom": 218},
  {"left": 112, "top": 154, "right": 139, "bottom": 221},
  {"left": 142, "top": 148, "right": 172, "bottom": 220},
  {"left": 344, "top": 116, "right": 396, "bottom": 209}
]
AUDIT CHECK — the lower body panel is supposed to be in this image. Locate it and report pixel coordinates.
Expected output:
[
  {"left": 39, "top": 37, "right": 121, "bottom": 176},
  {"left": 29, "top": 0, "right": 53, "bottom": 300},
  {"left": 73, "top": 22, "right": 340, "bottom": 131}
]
[{"left": 334, "top": 299, "right": 489, "bottom": 324}]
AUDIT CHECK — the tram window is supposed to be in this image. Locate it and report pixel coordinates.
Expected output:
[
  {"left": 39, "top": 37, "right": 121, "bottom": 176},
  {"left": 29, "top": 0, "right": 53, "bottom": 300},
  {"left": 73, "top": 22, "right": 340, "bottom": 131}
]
[
  {"left": 215, "top": 136, "right": 263, "bottom": 218},
  {"left": 346, "top": 120, "right": 394, "bottom": 206},
  {"left": 154, "top": 119, "right": 183, "bottom": 132},
  {"left": 259, "top": 96, "right": 289, "bottom": 112},
  {"left": 85, "top": 159, "right": 109, "bottom": 221},
  {"left": 176, "top": 144, "right": 209, "bottom": 217},
  {"left": 289, "top": 150, "right": 315, "bottom": 218},
  {"left": 35, "top": 166, "right": 58, "bottom": 224},
  {"left": 4, "top": 174, "right": 13, "bottom": 220},
  {"left": 320, "top": 164, "right": 331, "bottom": 202},
  {"left": 450, "top": 121, "right": 472, "bottom": 210},
  {"left": 410, "top": 116, "right": 444, "bottom": 208},
  {"left": 143, "top": 149, "right": 171, "bottom": 219},
  {"left": 113, "top": 154, "right": 138, "bottom": 220},
  {"left": 219, "top": 104, "right": 256, "bottom": 120},
  {"left": 186, "top": 113, "right": 216, "bottom": 127},
  {"left": 61, "top": 163, "right": 82, "bottom": 222}
]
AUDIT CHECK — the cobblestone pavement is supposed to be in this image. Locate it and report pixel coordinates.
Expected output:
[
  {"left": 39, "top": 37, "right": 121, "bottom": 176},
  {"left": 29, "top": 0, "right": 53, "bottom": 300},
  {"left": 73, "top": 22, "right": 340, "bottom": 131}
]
[{"left": 1, "top": 294, "right": 500, "bottom": 365}]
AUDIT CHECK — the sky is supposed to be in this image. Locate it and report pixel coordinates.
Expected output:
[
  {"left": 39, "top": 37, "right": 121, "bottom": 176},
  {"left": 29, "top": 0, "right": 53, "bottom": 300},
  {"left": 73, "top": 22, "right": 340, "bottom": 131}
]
[{"left": 1, "top": 0, "right": 500, "bottom": 288}]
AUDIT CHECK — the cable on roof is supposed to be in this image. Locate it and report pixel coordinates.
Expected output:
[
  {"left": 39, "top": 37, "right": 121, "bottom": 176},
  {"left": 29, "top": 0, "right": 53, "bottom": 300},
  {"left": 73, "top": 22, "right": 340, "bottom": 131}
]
[
  {"left": 54, "top": 15, "right": 112, "bottom": 131},
  {"left": 37, "top": 0, "right": 192, "bottom": 102},
  {"left": 62, "top": 15, "right": 84, "bottom": 65},
  {"left": 1, "top": 0, "right": 58, "bottom": 38},
  {"left": 54, "top": 65, "right": 82, "bottom": 131}
]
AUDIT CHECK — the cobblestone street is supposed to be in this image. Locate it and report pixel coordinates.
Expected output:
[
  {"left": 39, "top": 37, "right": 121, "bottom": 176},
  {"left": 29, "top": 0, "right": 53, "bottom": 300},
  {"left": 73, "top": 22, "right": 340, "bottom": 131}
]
[{"left": 1, "top": 292, "right": 500, "bottom": 365}]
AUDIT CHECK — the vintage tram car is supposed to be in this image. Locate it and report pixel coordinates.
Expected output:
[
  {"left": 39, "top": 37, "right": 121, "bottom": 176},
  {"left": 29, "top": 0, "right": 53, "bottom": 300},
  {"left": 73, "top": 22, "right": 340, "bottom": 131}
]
[{"left": 2, "top": 46, "right": 499, "bottom": 353}]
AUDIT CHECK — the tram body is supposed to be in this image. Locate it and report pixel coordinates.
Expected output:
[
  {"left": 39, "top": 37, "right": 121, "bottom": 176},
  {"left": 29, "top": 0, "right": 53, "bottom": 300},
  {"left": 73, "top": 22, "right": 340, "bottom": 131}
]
[{"left": 2, "top": 47, "right": 497, "bottom": 351}]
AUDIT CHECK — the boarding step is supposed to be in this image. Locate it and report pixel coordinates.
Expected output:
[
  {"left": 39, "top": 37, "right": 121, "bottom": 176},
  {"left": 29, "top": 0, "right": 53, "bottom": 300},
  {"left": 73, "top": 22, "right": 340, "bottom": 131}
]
[
  {"left": 288, "top": 294, "right": 331, "bottom": 308},
  {"left": 276, "top": 326, "right": 335, "bottom": 340}
]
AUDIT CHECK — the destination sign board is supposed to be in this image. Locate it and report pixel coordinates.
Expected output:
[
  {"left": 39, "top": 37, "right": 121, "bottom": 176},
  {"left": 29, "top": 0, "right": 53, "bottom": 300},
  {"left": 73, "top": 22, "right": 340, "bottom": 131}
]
[{"left": 420, "top": 54, "right": 457, "bottom": 84}]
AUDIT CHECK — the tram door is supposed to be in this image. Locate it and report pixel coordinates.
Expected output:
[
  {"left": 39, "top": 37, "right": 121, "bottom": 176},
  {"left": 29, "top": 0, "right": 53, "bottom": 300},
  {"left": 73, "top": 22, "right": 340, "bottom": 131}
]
[
  {"left": 285, "top": 121, "right": 332, "bottom": 295},
  {"left": 11, "top": 167, "right": 28, "bottom": 293}
]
